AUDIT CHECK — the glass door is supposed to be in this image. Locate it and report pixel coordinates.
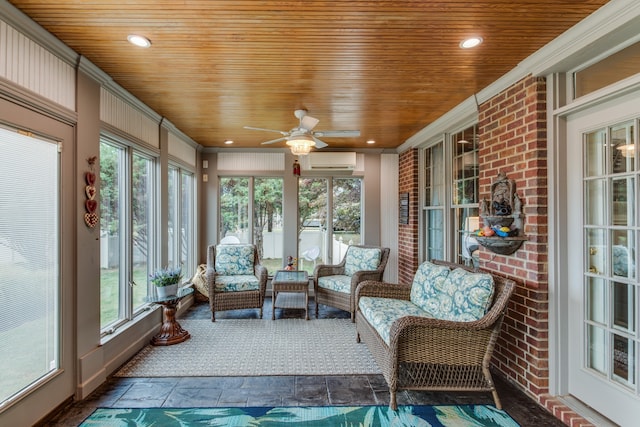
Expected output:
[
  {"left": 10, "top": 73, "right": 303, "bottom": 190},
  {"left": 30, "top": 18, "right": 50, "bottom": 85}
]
[{"left": 566, "top": 91, "right": 640, "bottom": 426}]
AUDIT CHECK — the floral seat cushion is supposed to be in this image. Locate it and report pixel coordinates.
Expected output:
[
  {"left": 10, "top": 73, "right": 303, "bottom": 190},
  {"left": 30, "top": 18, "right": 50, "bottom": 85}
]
[
  {"left": 215, "top": 244, "right": 255, "bottom": 275},
  {"left": 358, "top": 296, "right": 433, "bottom": 345},
  {"left": 214, "top": 274, "right": 260, "bottom": 292},
  {"left": 344, "top": 247, "right": 382, "bottom": 276},
  {"left": 410, "top": 261, "right": 495, "bottom": 322},
  {"left": 317, "top": 275, "right": 351, "bottom": 294}
]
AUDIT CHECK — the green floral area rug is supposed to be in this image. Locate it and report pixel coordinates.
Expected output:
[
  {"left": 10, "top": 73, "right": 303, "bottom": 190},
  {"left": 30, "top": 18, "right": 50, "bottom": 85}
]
[{"left": 80, "top": 405, "right": 520, "bottom": 426}]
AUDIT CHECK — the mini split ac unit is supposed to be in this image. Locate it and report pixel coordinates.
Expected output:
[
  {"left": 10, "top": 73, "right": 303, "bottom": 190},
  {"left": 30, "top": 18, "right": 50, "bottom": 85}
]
[{"left": 301, "top": 152, "right": 357, "bottom": 171}]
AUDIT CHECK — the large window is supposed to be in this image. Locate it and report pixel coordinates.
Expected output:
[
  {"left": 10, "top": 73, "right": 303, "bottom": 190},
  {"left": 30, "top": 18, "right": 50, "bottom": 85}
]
[
  {"left": 168, "top": 166, "right": 196, "bottom": 279},
  {"left": 452, "top": 125, "right": 480, "bottom": 266},
  {"left": 0, "top": 127, "right": 59, "bottom": 405},
  {"left": 298, "top": 177, "right": 362, "bottom": 273},
  {"left": 422, "top": 124, "right": 479, "bottom": 265},
  {"left": 219, "top": 177, "right": 283, "bottom": 274},
  {"left": 99, "top": 137, "right": 157, "bottom": 333},
  {"left": 423, "top": 141, "right": 445, "bottom": 261}
]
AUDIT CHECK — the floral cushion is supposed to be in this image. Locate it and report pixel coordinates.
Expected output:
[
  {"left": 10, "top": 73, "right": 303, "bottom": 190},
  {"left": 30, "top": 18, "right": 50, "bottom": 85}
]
[
  {"left": 215, "top": 244, "right": 255, "bottom": 275},
  {"left": 410, "top": 262, "right": 494, "bottom": 322},
  {"left": 317, "top": 275, "right": 351, "bottom": 294},
  {"left": 344, "top": 247, "right": 382, "bottom": 276},
  {"left": 214, "top": 274, "right": 260, "bottom": 292},
  {"left": 358, "top": 296, "right": 433, "bottom": 345},
  {"left": 438, "top": 268, "right": 495, "bottom": 321},
  {"left": 410, "top": 261, "right": 451, "bottom": 312}
]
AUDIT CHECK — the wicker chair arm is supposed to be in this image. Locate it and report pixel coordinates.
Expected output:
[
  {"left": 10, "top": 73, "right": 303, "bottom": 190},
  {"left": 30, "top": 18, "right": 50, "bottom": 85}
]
[
  {"left": 387, "top": 315, "right": 498, "bottom": 363},
  {"left": 254, "top": 263, "right": 268, "bottom": 294},
  {"left": 314, "top": 264, "right": 346, "bottom": 277},
  {"left": 350, "top": 270, "right": 385, "bottom": 285},
  {"left": 254, "top": 263, "right": 267, "bottom": 280},
  {"left": 205, "top": 265, "right": 216, "bottom": 295},
  {"left": 355, "top": 281, "right": 411, "bottom": 301}
]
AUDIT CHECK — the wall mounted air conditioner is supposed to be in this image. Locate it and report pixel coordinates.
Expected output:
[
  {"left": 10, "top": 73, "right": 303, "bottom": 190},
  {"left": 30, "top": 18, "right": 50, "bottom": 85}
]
[{"left": 302, "top": 152, "right": 357, "bottom": 171}]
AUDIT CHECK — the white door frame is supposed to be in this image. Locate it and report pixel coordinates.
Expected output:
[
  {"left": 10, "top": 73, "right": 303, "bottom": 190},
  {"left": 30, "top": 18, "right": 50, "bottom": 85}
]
[{"left": 550, "top": 77, "right": 640, "bottom": 427}]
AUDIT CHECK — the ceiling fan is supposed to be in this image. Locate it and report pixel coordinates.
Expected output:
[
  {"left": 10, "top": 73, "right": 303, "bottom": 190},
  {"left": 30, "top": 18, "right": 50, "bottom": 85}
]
[{"left": 243, "top": 109, "right": 360, "bottom": 155}]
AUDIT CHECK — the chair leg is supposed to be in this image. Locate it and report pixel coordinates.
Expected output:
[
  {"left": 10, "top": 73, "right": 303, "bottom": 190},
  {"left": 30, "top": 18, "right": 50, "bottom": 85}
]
[
  {"left": 389, "top": 390, "right": 397, "bottom": 410},
  {"left": 491, "top": 389, "right": 502, "bottom": 410}
]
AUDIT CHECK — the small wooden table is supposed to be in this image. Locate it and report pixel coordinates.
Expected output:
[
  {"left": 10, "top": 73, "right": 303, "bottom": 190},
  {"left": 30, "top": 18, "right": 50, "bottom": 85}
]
[
  {"left": 271, "top": 270, "right": 309, "bottom": 320},
  {"left": 148, "top": 286, "right": 193, "bottom": 346}
]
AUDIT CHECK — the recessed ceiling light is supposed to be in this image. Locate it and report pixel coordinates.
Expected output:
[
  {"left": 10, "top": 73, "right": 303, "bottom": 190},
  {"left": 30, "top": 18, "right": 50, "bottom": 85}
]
[
  {"left": 224, "top": 140, "right": 234, "bottom": 145},
  {"left": 460, "top": 37, "right": 483, "bottom": 49},
  {"left": 127, "top": 34, "right": 151, "bottom": 48},
  {"left": 366, "top": 140, "right": 376, "bottom": 144}
]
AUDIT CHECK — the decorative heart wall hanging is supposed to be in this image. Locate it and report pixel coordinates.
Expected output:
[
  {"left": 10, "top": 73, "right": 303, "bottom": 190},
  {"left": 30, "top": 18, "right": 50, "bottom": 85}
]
[
  {"left": 85, "top": 199, "right": 98, "bottom": 213},
  {"left": 85, "top": 185, "right": 96, "bottom": 200},
  {"left": 85, "top": 171, "right": 96, "bottom": 185},
  {"left": 84, "top": 212, "right": 99, "bottom": 228},
  {"left": 84, "top": 156, "right": 99, "bottom": 228}
]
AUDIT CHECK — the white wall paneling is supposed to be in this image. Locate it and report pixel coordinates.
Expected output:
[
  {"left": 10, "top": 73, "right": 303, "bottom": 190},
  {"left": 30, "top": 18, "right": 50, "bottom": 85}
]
[
  {"left": 168, "top": 132, "right": 197, "bottom": 167},
  {"left": 380, "top": 153, "right": 399, "bottom": 283},
  {"left": 217, "top": 152, "right": 284, "bottom": 171},
  {"left": 100, "top": 88, "right": 160, "bottom": 148},
  {"left": 0, "top": 20, "right": 75, "bottom": 110}
]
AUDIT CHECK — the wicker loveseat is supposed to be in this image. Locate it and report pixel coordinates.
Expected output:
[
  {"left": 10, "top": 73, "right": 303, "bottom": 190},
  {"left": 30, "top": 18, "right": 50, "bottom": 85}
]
[
  {"left": 355, "top": 259, "right": 515, "bottom": 410},
  {"left": 205, "top": 243, "right": 268, "bottom": 322},
  {"left": 314, "top": 245, "right": 390, "bottom": 321}
]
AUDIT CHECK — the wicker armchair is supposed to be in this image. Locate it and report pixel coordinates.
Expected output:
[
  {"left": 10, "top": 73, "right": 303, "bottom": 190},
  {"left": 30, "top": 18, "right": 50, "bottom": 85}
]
[
  {"left": 355, "top": 259, "right": 516, "bottom": 410},
  {"left": 314, "top": 245, "right": 390, "bottom": 321},
  {"left": 206, "top": 243, "right": 268, "bottom": 322}
]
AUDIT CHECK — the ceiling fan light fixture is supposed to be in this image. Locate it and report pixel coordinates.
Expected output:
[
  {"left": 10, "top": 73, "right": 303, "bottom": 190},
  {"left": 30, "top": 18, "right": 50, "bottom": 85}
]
[
  {"left": 460, "top": 36, "right": 483, "bottom": 49},
  {"left": 127, "top": 34, "right": 151, "bottom": 48},
  {"left": 287, "top": 135, "right": 315, "bottom": 156}
]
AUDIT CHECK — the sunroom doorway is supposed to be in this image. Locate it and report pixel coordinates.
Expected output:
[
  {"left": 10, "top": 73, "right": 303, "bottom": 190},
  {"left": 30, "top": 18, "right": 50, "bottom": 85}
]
[{"left": 565, "top": 87, "right": 640, "bottom": 426}]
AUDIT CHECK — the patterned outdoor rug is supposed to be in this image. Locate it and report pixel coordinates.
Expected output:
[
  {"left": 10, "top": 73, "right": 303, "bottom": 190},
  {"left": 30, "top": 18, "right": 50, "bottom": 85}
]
[
  {"left": 80, "top": 405, "right": 520, "bottom": 426},
  {"left": 115, "top": 318, "right": 381, "bottom": 377}
]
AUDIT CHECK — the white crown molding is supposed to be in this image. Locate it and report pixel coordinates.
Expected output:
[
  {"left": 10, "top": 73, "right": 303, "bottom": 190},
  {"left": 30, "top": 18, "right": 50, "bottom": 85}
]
[
  {"left": 398, "top": 96, "right": 478, "bottom": 151},
  {"left": 161, "top": 118, "right": 201, "bottom": 150},
  {"left": 0, "top": 2, "right": 78, "bottom": 65},
  {"left": 524, "top": 0, "right": 640, "bottom": 76}
]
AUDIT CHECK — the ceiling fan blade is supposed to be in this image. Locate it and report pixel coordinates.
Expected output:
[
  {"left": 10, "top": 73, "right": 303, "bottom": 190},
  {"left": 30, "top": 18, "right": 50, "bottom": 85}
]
[
  {"left": 300, "top": 115, "right": 320, "bottom": 131},
  {"left": 312, "top": 137, "right": 328, "bottom": 149},
  {"left": 313, "top": 130, "right": 360, "bottom": 138},
  {"left": 261, "top": 136, "right": 288, "bottom": 145},
  {"left": 244, "top": 126, "right": 288, "bottom": 135}
]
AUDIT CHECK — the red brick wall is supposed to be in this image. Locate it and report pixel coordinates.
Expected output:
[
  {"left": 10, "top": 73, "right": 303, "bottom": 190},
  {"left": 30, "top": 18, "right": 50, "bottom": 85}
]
[
  {"left": 477, "top": 75, "right": 551, "bottom": 399},
  {"left": 398, "top": 149, "right": 420, "bottom": 284}
]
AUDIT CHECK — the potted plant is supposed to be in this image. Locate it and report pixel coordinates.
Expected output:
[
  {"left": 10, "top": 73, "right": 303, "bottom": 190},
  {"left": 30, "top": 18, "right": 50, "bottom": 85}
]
[{"left": 150, "top": 266, "right": 183, "bottom": 298}]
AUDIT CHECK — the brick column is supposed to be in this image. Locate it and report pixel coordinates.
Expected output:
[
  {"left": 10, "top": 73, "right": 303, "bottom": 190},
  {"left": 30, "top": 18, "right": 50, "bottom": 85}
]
[
  {"left": 397, "top": 148, "right": 420, "bottom": 284},
  {"left": 478, "top": 75, "right": 550, "bottom": 397}
]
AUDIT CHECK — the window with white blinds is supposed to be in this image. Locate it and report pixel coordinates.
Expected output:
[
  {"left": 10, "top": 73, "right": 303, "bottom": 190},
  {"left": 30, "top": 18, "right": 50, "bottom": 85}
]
[{"left": 0, "top": 126, "right": 59, "bottom": 406}]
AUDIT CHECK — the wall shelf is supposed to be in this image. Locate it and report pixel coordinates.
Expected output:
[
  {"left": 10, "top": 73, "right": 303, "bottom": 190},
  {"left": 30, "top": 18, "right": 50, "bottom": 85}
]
[{"left": 475, "top": 236, "right": 527, "bottom": 255}]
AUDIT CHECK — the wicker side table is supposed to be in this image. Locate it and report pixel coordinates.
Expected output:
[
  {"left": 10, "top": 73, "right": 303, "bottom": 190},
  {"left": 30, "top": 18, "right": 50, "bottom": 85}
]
[{"left": 271, "top": 270, "right": 309, "bottom": 320}]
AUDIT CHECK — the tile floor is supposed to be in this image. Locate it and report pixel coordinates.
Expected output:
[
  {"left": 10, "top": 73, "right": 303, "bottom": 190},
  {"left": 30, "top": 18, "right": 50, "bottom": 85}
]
[{"left": 40, "top": 298, "right": 564, "bottom": 427}]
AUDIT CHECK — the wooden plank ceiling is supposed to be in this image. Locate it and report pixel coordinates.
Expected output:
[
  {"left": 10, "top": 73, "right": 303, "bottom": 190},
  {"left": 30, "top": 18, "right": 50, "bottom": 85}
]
[{"left": 9, "top": 1, "right": 609, "bottom": 150}]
